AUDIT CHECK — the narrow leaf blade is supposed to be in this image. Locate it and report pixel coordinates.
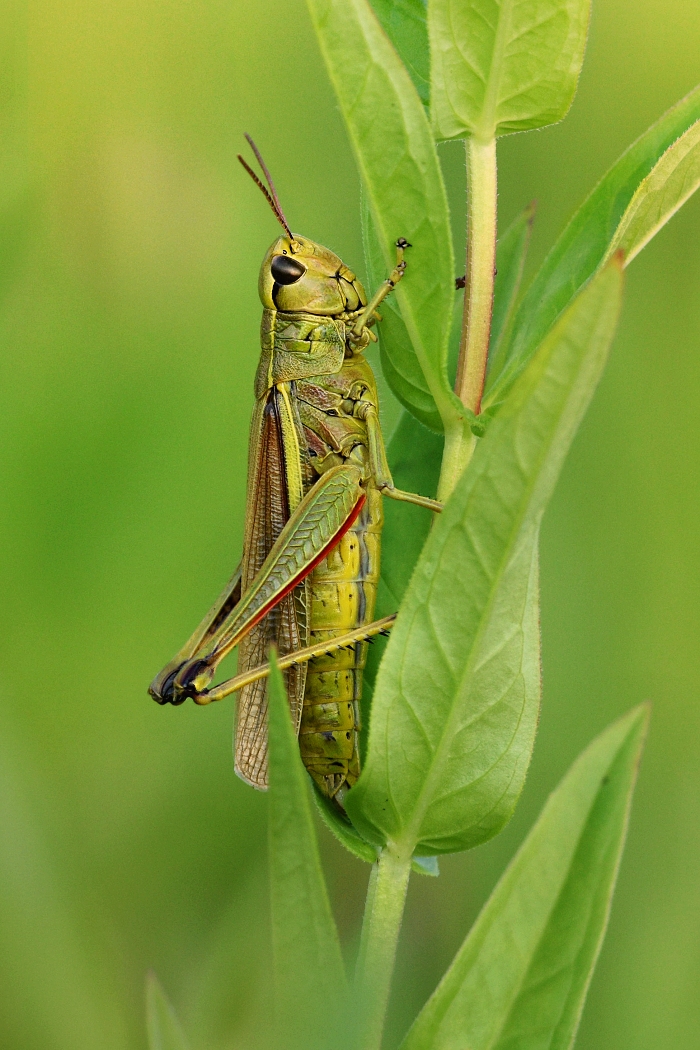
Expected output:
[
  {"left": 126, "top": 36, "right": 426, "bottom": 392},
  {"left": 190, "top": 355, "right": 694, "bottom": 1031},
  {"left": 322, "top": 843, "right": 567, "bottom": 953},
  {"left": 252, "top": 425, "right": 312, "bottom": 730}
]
[
  {"left": 362, "top": 195, "right": 443, "bottom": 431},
  {"left": 486, "top": 85, "right": 700, "bottom": 406},
  {"left": 370, "top": 0, "right": 430, "bottom": 106},
  {"left": 146, "top": 974, "right": 190, "bottom": 1050},
  {"left": 313, "top": 789, "right": 378, "bottom": 864},
  {"left": 607, "top": 118, "right": 700, "bottom": 266},
  {"left": 347, "top": 260, "right": 623, "bottom": 855},
  {"left": 308, "top": 0, "right": 458, "bottom": 432},
  {"left": 267, "top": 652, "right": 349, "bottom": 1048},
  {"left": 429, "top": 0, "right": 591, "bottom": 141},
  {"left": 401, "top": 705, "right": 649, "bottom": 1050}
]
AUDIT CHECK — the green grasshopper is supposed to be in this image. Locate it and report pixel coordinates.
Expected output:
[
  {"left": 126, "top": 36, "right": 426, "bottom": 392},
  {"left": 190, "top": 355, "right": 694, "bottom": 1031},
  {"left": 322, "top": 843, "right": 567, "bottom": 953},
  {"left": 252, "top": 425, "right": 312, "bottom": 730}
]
[{"left": 150, "top": 137, "right": 440, "bottom": 808}]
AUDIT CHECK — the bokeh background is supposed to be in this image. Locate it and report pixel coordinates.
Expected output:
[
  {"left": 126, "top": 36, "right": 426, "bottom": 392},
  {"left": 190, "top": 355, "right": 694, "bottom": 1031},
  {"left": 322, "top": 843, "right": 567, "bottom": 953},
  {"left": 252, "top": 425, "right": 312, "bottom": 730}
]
[{"left": 2, "top": 1, "right": 700, "bottom": 1047}]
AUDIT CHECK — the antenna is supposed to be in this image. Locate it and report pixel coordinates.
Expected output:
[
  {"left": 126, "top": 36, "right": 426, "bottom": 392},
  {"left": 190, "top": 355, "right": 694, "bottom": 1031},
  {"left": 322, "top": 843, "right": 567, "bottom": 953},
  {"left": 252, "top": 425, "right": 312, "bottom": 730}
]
[{"left": 237, "top": 135, "right": 293, "bottom": 241}]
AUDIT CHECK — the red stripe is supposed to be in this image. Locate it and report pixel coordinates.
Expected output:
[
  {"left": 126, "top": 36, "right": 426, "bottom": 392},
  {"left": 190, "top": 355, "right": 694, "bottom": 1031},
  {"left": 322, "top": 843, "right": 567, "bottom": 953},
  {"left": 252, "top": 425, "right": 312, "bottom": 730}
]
[{"left": 236, "top": 493, "right": 366, "bottom": 642}]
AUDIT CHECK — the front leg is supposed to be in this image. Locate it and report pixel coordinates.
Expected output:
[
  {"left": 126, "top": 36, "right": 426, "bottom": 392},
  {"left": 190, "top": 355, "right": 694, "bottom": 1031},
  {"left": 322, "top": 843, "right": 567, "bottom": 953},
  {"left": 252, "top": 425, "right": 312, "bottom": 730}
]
[
  {"left": 349, "top": 238, "right": 412, "bottom": 345},
  {"left": 359, "top": 401, "right": 443, "bottom": 514}
]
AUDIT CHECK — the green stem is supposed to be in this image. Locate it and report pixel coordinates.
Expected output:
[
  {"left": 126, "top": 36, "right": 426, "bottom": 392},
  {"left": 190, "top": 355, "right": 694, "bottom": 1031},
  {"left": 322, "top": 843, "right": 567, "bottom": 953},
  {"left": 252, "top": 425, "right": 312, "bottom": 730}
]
[
  {"left": 455, "top": 136, "right": 498, "bottom": 416},
  {"left": 355, "top": 844, "right": 412, "bottom": 1050},
  {"left": 437, "top": 420, "right": 475, "bottom": 504}
]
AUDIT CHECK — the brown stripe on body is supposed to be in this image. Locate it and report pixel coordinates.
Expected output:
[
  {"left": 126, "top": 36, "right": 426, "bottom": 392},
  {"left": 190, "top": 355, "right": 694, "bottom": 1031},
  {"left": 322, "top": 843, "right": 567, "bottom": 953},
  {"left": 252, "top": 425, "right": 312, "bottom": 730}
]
[{"left": 235, "top": 391, "right": 308, "bottom": 789}]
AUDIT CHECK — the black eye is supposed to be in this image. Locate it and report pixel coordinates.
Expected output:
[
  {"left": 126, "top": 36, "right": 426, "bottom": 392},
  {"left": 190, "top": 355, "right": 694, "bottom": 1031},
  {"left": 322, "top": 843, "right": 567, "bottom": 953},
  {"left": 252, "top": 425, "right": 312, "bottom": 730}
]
[{"left": 270, "top": 255, "right": 306, "bottom": 285}]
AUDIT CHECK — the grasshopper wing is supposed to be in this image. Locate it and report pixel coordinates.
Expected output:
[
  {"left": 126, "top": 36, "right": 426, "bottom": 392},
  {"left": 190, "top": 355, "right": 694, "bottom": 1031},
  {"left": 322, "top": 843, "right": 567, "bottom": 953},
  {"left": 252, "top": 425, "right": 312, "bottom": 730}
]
[{"left": 235, "top": 394, "right": 309, "bottom": 788}]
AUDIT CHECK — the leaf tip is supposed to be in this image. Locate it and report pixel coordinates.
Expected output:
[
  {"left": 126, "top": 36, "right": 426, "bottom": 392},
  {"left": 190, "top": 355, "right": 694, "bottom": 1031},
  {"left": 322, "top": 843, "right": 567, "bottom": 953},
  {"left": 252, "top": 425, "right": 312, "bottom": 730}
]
[
  {"left": 610, "top": 247, "right": 626, "bottom": 270},
  {"left": 631, "top": 699, "right": 652, "bottom": 742},
  {"left": 609, "top": 702, "right": 651, "bottom": 775}
]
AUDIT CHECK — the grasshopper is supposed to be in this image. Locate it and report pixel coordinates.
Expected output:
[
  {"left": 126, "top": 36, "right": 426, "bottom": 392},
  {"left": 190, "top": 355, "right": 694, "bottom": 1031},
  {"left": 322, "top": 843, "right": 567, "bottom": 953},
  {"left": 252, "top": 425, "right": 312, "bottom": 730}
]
[{"left": 150, "top": 137, "right": 440, "bottom": 809}]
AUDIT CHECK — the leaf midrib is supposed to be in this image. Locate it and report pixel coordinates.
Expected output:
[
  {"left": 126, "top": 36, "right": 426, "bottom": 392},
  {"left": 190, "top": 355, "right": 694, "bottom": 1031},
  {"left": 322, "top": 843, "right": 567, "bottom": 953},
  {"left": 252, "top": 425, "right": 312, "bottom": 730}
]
[
  {"left": 478, "top": 0, "right": 515, "bottom": 139},
  {"left": 394, "top": 376, "right": 551, "bottom": 852},
  {"left": 480, "top": 748, "right": 631, "bottom": 1050},
  {"left": 391, "top": 281, "right": 617, "bottom": 849}
]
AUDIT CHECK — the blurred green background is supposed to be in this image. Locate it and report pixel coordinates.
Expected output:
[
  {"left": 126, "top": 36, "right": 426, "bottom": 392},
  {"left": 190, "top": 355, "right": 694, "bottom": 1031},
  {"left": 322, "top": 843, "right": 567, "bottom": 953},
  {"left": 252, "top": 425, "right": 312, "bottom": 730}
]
[{"left": 2, "top": 1, "right": 699, "bottom": 1047}]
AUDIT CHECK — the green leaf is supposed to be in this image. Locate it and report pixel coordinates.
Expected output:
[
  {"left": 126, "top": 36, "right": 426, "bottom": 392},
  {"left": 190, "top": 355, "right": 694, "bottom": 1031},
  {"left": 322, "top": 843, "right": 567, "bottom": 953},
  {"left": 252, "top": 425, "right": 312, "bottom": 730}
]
[
  {"left": 488, "top": 201, "right": 537, "bottom": 375},
  {"left": 401, "top": 705, "right": 649, "bottom": 1050},
  {"left": 370, "top": 0, "right": 430, "bottom": 106},
  {"left": 365, "top": 199, "right": 535, "bottom": 432},
  {"left": 146, "top": 974, "right": 190, "bottom": 1050},
  {"left": 267, "top": 652, "right": 349, "bottom": 1048},
  {"left": 308, "top": 0, "right": 459, "bottom": 434},
  {"left": 362, "top": 194, "right": 443, "bottom": 431},
  {"left": 605, "top": 118, "right": 700, "bottom": 266},
  {"left": 347, "top": 259, "right": 623, "bottom": 855},
  {"left": 313, "top": 788, "right": 379, "bottom": 864},
  {"left": 486, "top": 84, "right": 700, "bottom": 407},
  {"left": 313, "top": 781, "right": 440, "bottom": 875},
  {"left": 429, "top": 0, "right": 591, "bottom": 141}
]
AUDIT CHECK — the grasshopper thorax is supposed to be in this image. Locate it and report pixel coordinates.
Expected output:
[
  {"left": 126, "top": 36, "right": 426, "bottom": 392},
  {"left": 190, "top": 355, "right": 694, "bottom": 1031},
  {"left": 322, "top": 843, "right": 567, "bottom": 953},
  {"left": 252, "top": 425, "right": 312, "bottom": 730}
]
[{"left": 259, "top": 234, "right": 367, "bottom": 317}]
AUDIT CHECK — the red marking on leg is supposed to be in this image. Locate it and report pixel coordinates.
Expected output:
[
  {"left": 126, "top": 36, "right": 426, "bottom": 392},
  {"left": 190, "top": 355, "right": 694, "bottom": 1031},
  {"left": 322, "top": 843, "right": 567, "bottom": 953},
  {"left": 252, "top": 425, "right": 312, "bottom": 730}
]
[{"left": 233, "top": 494, "right": 366, "bottom": 642}]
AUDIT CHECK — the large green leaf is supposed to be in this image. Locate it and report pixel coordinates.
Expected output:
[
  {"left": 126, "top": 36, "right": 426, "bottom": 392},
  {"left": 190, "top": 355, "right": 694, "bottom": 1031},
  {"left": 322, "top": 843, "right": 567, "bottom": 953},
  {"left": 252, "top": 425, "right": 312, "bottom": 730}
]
[
  {"left": 362, "top": 194, "right": 443, "bottom": 431},
  {"left": 307, "top": 0, "right": 459, "bottom": 434},
  {"left": 347, "top": 259, "right": 623, "bottom": 855},
  {"left": 267, "top": 653, "right": 349, "bottom": 1049},
  {"left": 401, "top": 705, "right": 649, "bottom": 1050},
  {"left": 370, "top": 0, "right": 430, "bottom": 106},
  {"left": 146, "top": 974, "right": 190, "bottom": 1050},
  {"left": 486, "top": 85, "right": 700, "bottom": 406},
  {"left": 429, "top": 0, "right": 591, "bottom": 141},
  {"left": 363, "top": 198, "right": 536, "bottom": 432},
  {"left": 605, "top": 117, "right": 700, "bottom": 266}
]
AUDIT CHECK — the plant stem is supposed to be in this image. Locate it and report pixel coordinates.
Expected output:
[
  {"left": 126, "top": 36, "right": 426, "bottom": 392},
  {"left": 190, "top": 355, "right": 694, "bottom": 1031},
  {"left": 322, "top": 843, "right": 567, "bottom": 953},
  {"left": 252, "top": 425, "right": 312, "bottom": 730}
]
[
  {"left": 437, "top": 420, "right": 475, "bottom": 504},
  {"left": 455, "top": 136, "right": 498, "bottom": 416},
  {"left": 355, "top": 844, "right": 412, "bottom": 1050}
]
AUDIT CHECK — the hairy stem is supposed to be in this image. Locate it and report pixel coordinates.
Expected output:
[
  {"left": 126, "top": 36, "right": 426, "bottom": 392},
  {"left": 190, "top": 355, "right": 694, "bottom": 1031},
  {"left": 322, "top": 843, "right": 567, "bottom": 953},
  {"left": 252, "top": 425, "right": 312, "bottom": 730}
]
[
  {"left": 355, "top": 844, "right": 412, "bottom": 1050},
  {"left": 455, "top": 136, "right": 498, "bottom": 415},
  {"left": 437, "top": 420, "right": 475, "bottom": 504}
]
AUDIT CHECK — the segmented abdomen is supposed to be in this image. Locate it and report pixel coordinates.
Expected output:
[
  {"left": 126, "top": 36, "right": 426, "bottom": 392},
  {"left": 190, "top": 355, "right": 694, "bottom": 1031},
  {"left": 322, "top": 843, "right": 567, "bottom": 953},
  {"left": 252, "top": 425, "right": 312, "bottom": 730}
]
[{"left": 299, "top": 482, "right": 382, "bottom": 802}]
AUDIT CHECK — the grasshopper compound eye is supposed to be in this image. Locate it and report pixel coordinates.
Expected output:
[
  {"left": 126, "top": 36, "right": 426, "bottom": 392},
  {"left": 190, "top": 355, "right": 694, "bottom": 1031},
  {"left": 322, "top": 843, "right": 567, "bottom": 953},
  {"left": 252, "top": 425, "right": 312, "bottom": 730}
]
[{"left": 270, "top": 254, "right": 306, "bottom": 285}]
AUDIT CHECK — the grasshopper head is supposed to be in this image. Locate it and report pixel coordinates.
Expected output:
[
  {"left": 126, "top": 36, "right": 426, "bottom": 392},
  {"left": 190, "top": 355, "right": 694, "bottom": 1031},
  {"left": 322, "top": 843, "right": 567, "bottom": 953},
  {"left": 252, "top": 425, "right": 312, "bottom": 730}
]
[{"left": 259, "top": 234, "right": 367, "bottom": 316}]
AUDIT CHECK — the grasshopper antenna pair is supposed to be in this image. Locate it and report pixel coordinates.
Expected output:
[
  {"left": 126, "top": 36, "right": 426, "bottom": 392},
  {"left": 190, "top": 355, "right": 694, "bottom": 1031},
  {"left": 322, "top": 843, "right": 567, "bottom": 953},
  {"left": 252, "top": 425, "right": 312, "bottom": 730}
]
[{"left": 238, "top": 134, "right": 294, "bottom": 240}]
